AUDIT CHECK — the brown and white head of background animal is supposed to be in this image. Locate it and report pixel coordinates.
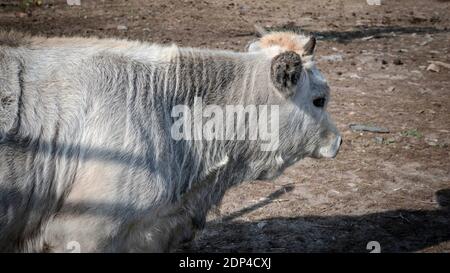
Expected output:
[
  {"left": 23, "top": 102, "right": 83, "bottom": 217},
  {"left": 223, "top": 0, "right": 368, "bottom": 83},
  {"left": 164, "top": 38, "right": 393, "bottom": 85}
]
[{"left": 247, "top": 30, "right": 342, "bottom": 173}]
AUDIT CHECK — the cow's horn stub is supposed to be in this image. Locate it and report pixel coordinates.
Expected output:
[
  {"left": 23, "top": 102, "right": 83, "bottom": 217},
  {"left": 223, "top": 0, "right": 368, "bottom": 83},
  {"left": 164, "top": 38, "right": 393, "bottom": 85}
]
[
  {"left": 303, "top": 35, "right": 316, "bottom": 56},
  {"left": 254, "top": 24, "right": 268, "bottom": 37},
  {"left": 270, "top": 51, "right": 303, "bottom": 98}
]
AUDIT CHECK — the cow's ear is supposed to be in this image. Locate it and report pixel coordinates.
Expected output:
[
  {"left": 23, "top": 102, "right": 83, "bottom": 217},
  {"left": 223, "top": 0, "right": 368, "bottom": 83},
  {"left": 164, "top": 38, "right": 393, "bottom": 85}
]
[{"left": 270, "top": 51, "right": 303, "bottom": 98}]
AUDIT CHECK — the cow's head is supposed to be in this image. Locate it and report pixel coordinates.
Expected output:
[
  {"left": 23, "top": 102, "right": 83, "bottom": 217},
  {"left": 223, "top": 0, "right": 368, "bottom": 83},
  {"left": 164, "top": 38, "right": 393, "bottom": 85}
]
[{"left": 246, "top": 30, "right": 342, "bottom": 178}]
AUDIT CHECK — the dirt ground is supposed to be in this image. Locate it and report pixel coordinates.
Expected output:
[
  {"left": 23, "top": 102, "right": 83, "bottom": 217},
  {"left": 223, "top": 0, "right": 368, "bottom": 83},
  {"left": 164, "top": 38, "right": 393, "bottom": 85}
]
[{"left": 1, "top": 0, "right": 449, "bottom": 252}]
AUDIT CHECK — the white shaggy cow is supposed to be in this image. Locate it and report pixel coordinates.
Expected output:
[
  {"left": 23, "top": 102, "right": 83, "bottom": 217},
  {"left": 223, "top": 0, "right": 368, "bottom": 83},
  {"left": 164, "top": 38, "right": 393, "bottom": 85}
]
[{"left": 0, "top": 30, "right": 341, "bottom": 252}]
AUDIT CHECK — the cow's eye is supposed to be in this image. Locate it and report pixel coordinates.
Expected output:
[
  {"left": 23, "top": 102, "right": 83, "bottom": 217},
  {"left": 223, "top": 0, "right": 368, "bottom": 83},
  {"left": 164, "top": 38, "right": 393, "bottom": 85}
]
[{"left": 313, "top": 97, "right": 326, "bottom": 108}]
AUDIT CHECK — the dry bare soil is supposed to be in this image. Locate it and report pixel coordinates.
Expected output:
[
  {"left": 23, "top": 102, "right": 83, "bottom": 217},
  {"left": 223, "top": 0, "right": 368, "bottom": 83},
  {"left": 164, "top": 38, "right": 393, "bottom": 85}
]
[{"left": 1, "top": 0, "right": 449, "bottom": 252}]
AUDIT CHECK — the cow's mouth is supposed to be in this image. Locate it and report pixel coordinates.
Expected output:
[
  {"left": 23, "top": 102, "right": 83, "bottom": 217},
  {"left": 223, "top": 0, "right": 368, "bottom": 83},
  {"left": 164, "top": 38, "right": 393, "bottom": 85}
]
[{"left": 311, "top": 136, "right": 342, "bottom": 159}]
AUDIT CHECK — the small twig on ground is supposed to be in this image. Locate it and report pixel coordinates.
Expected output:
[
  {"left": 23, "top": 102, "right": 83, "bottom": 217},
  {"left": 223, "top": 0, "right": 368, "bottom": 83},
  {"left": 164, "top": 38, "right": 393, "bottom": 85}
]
[{"left": 349, "top": 124, "right": 390, "bottom": 133}]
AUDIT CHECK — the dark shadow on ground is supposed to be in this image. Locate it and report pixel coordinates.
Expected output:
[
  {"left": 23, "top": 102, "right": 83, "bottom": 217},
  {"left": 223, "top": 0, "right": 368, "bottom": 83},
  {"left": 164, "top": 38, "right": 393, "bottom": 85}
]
[
  {"left": 182, "top": 188, "right": 450, "bottom": 252},
  {"left": 266, "top": 25, "right": 450, "bottom": 43}
]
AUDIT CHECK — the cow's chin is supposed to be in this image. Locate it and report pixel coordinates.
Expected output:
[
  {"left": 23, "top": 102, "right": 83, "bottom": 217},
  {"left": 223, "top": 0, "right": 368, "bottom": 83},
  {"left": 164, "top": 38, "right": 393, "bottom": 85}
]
[
  {"left": 255, "top": 154, "right": 303, "bottom": 181},
  {"left": 256, "top": 168, "right": 283, "bottom": 181}
]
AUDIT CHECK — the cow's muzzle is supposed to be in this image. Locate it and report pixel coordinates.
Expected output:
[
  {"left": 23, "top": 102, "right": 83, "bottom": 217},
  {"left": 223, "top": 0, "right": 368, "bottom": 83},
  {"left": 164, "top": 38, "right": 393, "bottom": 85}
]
[{"left": 315, "top": 135, "right": 342, "bottom": 159}]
